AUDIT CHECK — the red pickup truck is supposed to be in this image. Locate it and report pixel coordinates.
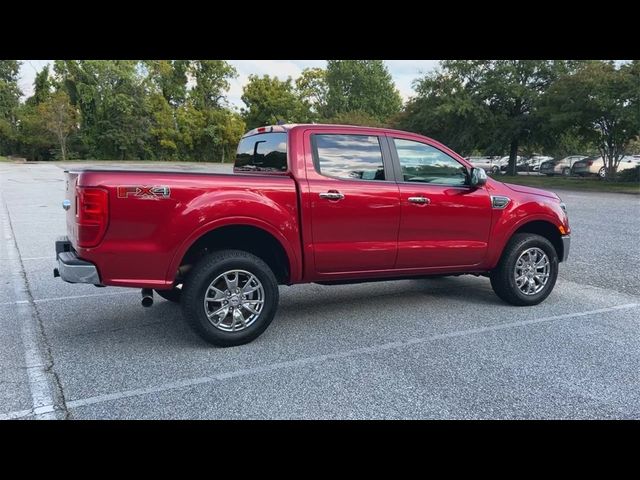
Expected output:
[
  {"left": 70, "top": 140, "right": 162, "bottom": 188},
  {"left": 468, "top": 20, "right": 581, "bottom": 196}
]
[{"left": 55, "top": 124, "right": 570, "bottom": 346}]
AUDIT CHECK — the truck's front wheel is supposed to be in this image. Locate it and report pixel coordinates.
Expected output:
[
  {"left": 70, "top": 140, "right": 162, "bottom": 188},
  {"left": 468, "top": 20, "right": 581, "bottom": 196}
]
[
  {"left": 181, "top": 249, "right": 279, "bottom": 347},
  {"left": 490, "top": 233, "right": 558, "bottom": 306}
]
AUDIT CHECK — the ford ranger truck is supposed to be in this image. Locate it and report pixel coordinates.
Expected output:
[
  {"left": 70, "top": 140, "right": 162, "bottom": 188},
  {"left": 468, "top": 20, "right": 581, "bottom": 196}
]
[{"left": 54, "top": 124, "right": 570, "bottom": 347}]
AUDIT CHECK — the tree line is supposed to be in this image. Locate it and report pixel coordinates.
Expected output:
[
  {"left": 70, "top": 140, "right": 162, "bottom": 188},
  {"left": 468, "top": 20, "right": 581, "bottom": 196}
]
[{"left": 1, "top": 60, "right": 638, "bottom": 177}]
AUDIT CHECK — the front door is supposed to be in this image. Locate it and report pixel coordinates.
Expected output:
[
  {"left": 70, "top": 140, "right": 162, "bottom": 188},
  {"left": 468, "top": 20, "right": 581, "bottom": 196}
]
[
  {"left": 304, "top": 130, "right": 401, "bottom": 274},
  {"left": 388, "top": 135, "right": 492, "bottom": 269}
]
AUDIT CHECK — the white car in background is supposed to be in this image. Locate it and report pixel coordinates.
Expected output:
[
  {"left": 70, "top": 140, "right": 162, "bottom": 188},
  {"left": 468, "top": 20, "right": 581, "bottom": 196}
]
[
  {"left": 499, "top": 156, "right": 525, "bottom": 173},
  {"left": 572, "top": 155, "right": 640, "bottom": 178},
  {"left": 466, "top": 156, "right": 505, "bottom": 175}
]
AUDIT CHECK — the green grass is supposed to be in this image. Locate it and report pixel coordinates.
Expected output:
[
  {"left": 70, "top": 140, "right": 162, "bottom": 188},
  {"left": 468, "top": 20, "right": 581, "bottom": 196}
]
[{"left": 491, "top": 174, "right": 640, "bottom": 194}]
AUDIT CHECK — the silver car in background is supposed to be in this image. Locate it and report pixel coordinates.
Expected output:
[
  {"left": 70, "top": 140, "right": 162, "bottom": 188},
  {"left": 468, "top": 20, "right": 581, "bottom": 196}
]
[{"left": 540, "top": 155, "right": 588, "bottom": 176}]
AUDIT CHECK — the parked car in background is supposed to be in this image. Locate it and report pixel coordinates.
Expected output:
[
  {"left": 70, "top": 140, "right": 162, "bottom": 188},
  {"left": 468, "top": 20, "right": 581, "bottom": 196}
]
[
  {"left": 499, "top": 156, "right": 524, "bottom": 173},
  {"left": 572, "top": 155, "right": 640, "bottom": 178},
  {"left": 466, "top": 156, "right": 505, "bottom": 175},
  {"left": 526, "top": 156, "right": 554, "bottom": 173},
  {"left": 540, "top": 155, "right": 587, "bottom": 176}
]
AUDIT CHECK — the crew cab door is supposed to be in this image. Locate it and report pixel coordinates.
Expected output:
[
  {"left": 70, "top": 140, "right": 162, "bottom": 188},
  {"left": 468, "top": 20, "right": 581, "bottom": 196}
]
[
  {"left": 388, "top": 134, "right": 492, "bottom": 269},
  {"left": 302, "top": 128, "right": 400, "bottom": 275}
]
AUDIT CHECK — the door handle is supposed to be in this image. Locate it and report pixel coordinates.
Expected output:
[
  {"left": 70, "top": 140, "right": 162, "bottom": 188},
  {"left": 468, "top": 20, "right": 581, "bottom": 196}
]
[
  {"left": 408, "top": 196, "right": 430, "bottom": 205},
  {"left": 319, "top": 191, "right": 345, "bottom": 201}
]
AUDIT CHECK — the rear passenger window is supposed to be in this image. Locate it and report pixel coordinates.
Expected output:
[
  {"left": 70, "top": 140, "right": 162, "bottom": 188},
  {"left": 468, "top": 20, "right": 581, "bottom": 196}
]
[
  {"left": 313, "top": 134, "right": 386, "bottom": 181},
  {"left": 235, "top": 132, "right": 287, "bottom": 172}
]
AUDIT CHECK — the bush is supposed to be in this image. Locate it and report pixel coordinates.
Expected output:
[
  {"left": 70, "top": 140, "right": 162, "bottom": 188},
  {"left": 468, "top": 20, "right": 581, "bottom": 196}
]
[{"left": 617, "top": 165, "right": 640, "bottom": 183}]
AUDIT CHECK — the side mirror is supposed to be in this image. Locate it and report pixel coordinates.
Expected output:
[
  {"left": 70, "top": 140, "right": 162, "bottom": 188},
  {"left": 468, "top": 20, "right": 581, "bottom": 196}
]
[{"left": 469, "top": 167, "right": 487, "bottom": 187}]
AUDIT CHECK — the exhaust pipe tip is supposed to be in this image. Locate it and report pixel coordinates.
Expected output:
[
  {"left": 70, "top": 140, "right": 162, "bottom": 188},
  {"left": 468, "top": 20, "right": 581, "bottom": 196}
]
[{"left": 141, "top": 288, "right": 154, "bottom": 308}]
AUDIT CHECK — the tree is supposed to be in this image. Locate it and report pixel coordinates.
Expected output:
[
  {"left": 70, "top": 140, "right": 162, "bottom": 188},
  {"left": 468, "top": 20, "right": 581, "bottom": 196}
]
[
  {"left": 148, "top": 92, "right": 180, "bottom": 159},
  {"left": 0, "top": 60, "right": 22, "bottom": 154},
  {"left": 296, "top": 67, "right": 328, "bottom": 119},
  {"left": 16, "top": 104, "right": 54, "bottom": 161},
  {"left": 39, "top": 91, "right": 77, "bottom": 161},
  {"left": 189, "top": 60, "right": 237, "bottom": 110},
  {"left": 540, "top": 61, "right": 640, "bottom": 180},
  {"left": 401, "top": 61, "right": 578, "bottom": 173},
  {"left": 328, "top": 110, "right": 386, "bottom": 128},
  {"left": 144, "top": 60, "right": 189, "bottom": 107},
  {"left": 395, "top": 69, "right": 490, "bottom": 155},
  {"left": 241, "top": 75, "right": 311, "bottom": 129},
  {"left": 25, "top": 64, "right": 53, "bottom": 107},
  {"left": 325, "top": 60, "right": 402, "bottom": 122},
  {"left": 54, "top": 60, "right": 152, "bottom": 159}
]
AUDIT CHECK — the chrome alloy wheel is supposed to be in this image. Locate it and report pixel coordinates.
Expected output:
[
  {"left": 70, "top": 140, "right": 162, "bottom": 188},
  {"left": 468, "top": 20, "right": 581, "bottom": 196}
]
[
  {"left": 514, "top": 247, "right": 550, "bottom": 295},
  {"left": 203, "top": 269, "right": 265, "bottom": 332}
]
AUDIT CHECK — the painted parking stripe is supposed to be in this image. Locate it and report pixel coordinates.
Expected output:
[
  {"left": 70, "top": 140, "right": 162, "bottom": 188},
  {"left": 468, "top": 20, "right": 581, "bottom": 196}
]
[
  {"left": 61, "top": 302, "right": 639, "bottom": 411},
  {"left": 0, "top": 408, "right": 33, "bottom": 420},
  {"left": 1, "top": 198, "right": 60, "bottom": 420},
  {"left": 0, "top": 291, "right": 137, "bottom": 307},
  {"left": 33, "top": 291, "right": 138, "bottom": 304}
]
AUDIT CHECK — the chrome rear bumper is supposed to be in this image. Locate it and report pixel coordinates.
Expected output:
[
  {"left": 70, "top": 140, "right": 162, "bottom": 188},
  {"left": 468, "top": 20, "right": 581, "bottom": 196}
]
[{"left": 54, "top": 237, "right": 101, "bottom": 284}]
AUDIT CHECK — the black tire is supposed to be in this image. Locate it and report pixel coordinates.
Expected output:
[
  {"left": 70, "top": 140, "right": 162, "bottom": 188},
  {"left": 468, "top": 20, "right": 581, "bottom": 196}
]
[
  {"left": 490, "top": 233, "right": 558, "bottom": 306},
  {"left": 181, "top": 249, "right": 279, "bottom": 347},
  {"left": 562, "top": 167, "right": 571, "bottom": 177},
  {"left": 155, "top": 287, "right": 182, "bottom": 303}
]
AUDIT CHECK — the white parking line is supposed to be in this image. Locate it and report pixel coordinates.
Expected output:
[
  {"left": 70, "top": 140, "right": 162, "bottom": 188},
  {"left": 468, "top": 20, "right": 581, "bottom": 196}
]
[
  {"left": 1, "top": 198, "right": 59, "bottom": 420},
  {"left": 0, "top": 408, "right": 33, "bottom": 420},
  {"left": 33, "top": 291, "right": 138, "bottom": 304},
  {"left": 57, "top": 302, "right": 638, "bottom": 412},
  {"left": 0, "top": 291, "right": 138, "bottom": 307}
]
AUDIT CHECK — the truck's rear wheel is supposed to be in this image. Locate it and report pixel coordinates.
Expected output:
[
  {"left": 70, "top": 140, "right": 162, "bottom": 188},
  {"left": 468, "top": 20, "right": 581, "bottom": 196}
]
[
  {"left": 490, "top": 233, "right": 558, "bottom": 306},
  {"left": 181, "top": 249, "right": 279, "bottom": 347},
  {"left": 155, "top": 286, "right": 182, "bottom": 303}
]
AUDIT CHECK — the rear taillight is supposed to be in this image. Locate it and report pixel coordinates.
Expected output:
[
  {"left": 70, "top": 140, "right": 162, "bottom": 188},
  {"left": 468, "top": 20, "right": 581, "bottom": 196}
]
[
  {"left": 587, "top": 160, "right": 593, "bottom": 166},
  {"left": 76, "top": 187, "right": 109, "bottom": 247}
]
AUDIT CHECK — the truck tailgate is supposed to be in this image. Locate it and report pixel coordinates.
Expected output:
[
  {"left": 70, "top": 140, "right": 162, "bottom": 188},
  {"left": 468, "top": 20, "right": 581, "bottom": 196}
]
[{"left": 64, "top": 170, "right": 80, "bottom": 246}]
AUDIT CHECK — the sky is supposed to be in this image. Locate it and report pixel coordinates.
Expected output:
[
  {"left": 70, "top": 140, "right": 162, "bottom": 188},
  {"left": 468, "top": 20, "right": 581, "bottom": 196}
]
[{"left": 18, "top": 60, "right": 440, "bottom": 108}]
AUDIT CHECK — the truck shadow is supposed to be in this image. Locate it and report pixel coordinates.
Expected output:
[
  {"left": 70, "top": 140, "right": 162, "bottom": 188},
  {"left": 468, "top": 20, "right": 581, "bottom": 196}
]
[
  {"left": 53, "top": 276, "right": 505, "bottom": 348},
  {"left": 279, "top": 277, "right": 502, "bottom": 311}
]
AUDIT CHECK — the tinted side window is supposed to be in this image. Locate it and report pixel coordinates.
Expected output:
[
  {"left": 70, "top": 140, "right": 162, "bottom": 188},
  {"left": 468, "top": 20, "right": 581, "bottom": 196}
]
[
  {"left": 393, "top": 138, "right": 467, "bottom": 186},
  {"left": 313, "top": 134, "right": 386, "bottom": 181},
  {"left": 235, "top": 132, "right": 287, "bottom": 172}
]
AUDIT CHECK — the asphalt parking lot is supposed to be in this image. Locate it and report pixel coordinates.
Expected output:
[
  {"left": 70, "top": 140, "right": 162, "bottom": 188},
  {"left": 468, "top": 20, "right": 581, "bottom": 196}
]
[{"left": 1, "top": 162, "right": 639, "bottom": 420}]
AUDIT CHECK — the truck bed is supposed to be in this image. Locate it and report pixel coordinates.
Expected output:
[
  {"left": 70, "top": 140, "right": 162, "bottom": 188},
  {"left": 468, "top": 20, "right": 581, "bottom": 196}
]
[{"left": 66, "top": 169, "right": 301, "bottom": 288}]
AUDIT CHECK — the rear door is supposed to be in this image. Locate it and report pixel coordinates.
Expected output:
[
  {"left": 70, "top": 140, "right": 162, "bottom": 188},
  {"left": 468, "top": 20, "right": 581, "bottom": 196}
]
[
  {"left": 388, "top": 134, "right": 492, "bottom": 269},
  {"left": 303, "top": 128, "right": 401, "bottom": 274}
]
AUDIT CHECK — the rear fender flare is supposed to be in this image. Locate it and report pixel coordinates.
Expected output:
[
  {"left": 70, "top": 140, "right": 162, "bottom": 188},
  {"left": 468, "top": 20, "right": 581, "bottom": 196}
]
[{"left": 166, "top": 216, "right": 301, "bottom": 284}]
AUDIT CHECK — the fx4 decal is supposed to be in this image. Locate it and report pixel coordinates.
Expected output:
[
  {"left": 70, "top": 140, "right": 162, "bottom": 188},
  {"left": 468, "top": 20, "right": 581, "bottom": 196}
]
[{"left": 117, "top": 185, "right": 171, "bottom": 199}]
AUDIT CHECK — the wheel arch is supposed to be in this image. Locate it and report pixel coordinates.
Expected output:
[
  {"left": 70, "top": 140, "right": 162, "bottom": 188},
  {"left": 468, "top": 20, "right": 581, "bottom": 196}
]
[
  {"left": 166, "top": 218, "right": 300, "bottom": 285},
  {"left": 509, "top": 219, "right": 564, "bottom": 263}
]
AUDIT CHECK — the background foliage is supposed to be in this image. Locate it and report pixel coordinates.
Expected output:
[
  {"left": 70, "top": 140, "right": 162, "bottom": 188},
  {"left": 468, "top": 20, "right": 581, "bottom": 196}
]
[{"left": 0, "top": 60, "right": 638, "bottom": 177}]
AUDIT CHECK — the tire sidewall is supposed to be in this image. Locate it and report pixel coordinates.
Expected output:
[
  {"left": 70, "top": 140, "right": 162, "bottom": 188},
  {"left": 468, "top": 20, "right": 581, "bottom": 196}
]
[
  {"left": 501, "top": 235, "right": 559, "bottom": 305},
  {"left": 182, "top": 252, "right": 279, "bottom": 347}
]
